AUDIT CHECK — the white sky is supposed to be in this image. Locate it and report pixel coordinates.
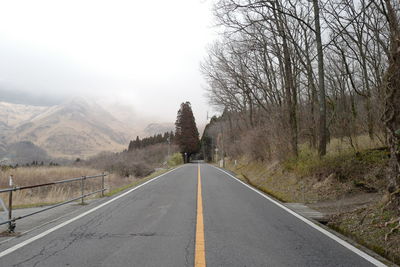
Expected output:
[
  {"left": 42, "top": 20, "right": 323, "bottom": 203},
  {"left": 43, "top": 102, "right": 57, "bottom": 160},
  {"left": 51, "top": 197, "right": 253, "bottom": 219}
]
[{"left": 0, "top": 0, "right": 216, "bottom": 125}]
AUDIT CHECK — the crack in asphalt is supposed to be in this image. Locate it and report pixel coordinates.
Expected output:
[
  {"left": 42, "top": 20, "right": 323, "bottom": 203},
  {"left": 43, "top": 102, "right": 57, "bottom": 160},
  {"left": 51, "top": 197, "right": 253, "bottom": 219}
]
[
  {"left": 11, "top": 238, "right": 60, "bottom": 267},
  {"left": 184, "top": 221, "right": 195, "bottom": 267},
  {"left": 12, "top": 206, "right": 115, "bottom": 266},
  {"left": 31, "top": 222, "right": 90, "bottom": 266},
  {"left": 71, "top": 232, "right": 157, "bottom": 240},
  {"left": 9, "top": 200, "right": 176, "bottom": 267}
]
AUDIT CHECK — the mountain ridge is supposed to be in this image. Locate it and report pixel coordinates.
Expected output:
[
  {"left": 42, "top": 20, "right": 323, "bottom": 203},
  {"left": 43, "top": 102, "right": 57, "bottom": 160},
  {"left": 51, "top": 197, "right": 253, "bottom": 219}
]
[{"left": 0, "top": 98, "right": 135, "bottom": 160}]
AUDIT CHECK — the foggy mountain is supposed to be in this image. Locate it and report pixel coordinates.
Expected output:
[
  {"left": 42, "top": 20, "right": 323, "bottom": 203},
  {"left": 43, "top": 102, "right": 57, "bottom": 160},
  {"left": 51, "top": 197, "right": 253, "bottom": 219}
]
[{"left": 0, "top": 98, "right": 139, "bottom": 160}]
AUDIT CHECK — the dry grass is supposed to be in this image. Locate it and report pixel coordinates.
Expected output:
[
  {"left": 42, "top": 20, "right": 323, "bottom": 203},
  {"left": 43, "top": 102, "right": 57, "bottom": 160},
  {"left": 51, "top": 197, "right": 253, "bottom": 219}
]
[
  {"left": 225, "top": 158, "right": 302, "bottom": 203},
  {"left": 225, "top": 135, "right": 389, "bottom": 204},
  {"left": 326, "top": 134, "right": 386, "bottom": 155},
  {"left": 329, "top": 204, "right": 400, "bottom": 265},
  {"left": 0, "top": 166, "right": 146, "bottom": 207}
]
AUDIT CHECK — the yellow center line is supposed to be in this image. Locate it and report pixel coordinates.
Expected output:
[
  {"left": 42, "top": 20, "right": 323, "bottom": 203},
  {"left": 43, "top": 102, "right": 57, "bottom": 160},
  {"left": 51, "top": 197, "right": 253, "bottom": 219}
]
[{"left": 195, "top": 164, "right": 206, "bottom": 267}]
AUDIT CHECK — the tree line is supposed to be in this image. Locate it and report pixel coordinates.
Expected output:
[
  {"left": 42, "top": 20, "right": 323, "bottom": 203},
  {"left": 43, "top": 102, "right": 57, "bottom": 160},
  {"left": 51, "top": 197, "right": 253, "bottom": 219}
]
[
  {"left": 201, "top": 0, "right": 400, "bottom": 203},
  {"left": 128, "top": 132, "right": 175, "bottom": 151}
]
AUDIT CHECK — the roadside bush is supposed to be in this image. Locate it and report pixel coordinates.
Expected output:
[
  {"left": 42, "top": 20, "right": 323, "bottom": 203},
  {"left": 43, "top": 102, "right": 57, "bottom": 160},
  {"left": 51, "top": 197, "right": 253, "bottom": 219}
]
[
  {"left": 83, "top": 144, "right": 179, "bottom": 177},
  {"left": 229, "top": 123, "right": 290, "bottom": 162},
  {"left": 131, "top": 162, "right": 153, "bottom": 177},
  {"left": 107, "top": 160, "right": 152, "bottom": 178},
  {"left": 167, "top": 153, "right": 183, "bottom": 167},
  {"left": 283, "top": 147, "right": 389, "bottom": 180}
]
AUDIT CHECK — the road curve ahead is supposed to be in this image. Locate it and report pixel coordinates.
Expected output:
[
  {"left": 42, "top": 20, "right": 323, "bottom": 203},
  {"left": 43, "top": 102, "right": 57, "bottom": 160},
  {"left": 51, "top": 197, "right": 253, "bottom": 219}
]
[{"left": 0, "top": 164, "right": 384, "bottom": 266}]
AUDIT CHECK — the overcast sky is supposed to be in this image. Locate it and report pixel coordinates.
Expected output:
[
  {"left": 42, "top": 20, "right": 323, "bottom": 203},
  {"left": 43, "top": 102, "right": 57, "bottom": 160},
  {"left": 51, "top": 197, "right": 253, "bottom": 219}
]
[{"left": 0, "top": 0, "right": 216, "bottom": 125}]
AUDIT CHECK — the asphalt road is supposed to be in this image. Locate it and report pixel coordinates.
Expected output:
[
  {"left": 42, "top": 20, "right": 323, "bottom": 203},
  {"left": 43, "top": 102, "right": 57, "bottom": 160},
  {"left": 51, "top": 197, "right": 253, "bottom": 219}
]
[{"left": 0, "top": 164, "right": 384, "bottom": 266}]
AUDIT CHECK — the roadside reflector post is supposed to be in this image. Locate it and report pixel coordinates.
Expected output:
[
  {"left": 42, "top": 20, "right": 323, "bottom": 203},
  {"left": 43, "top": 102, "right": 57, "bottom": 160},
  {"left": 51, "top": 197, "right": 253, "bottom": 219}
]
[
  {"left": 8, "top": 175, "right": 15, "bottom": 232},
  {"left": 101, "top": 172, "right": 105, "bottom": 197},
  {"left": 81, "top": 176, "right": 85, "bottom": 205}
]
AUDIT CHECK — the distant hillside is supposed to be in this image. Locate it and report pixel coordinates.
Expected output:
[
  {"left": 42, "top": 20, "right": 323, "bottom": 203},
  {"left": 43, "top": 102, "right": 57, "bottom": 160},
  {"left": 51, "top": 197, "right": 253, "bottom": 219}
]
[
  {"left": 0, "top": 141, "right": 50, "bottom": 164},
  {"left": 0, "top": 98, "right": 138, "bottom": 159},
  {"left": 144, "top": 123, "right": 175, "bottom": 136}
]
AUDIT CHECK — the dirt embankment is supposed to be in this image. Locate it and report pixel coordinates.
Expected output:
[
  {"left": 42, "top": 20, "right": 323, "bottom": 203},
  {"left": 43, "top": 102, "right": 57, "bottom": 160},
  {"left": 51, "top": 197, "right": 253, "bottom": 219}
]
[{"left": 224, "top": 149, "right": 400, "bottom": 265}]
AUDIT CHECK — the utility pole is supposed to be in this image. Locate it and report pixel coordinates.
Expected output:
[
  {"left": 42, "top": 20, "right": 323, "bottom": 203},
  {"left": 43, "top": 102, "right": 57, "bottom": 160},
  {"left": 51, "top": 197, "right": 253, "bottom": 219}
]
[
  {"left": 221, "top": 127, "right": 225, "bottom": 168},
  {"left": 211, "top": 138, "right": 215, "bottom": 162},
  {"left": 167, "top": 136, "right": 171, "bottom": 158},
  {"left": 218, "top": 123, "right": 225, "bottom": 168}
]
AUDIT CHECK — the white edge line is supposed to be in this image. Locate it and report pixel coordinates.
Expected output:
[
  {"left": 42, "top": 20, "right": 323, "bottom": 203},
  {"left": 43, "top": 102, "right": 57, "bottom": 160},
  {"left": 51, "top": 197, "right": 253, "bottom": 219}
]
[
  {"left": 0, "top": 165, "right": 184, "bottom": 259},
  {"left": 212, "top": 165, "right": 387, "bottom": 267}
]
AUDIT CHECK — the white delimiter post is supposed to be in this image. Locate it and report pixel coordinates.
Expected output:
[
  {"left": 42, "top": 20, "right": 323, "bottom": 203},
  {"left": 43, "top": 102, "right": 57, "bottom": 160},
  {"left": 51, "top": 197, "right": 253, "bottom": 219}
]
[
  {"left": 101, "top": 173, "right": 105, "bottom": 197},
  {"left": 8, "top": 175, "right": 14, "bottom": 232}
]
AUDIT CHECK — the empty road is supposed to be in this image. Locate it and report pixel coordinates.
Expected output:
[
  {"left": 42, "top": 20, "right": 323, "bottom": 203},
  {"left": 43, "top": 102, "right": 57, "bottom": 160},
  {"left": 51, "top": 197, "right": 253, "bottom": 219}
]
[{"left": 0, "top": 164, "right": 385, "bottom": 266}]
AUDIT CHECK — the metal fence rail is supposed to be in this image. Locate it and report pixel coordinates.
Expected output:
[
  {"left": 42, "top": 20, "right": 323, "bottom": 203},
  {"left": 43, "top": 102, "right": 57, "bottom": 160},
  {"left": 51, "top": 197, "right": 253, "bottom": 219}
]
[{"left": 0, "top": 173, "right": 107, "bottom": 232}]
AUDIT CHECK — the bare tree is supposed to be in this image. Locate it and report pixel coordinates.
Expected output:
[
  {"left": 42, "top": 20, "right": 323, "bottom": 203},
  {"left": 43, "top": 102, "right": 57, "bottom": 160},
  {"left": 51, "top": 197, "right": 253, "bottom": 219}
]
[
  {"left": 379, "top": 0, "right": 400, "bottom": 207},
  {"left": 201, "top": 0, "right": 396, "bottom": 197}
]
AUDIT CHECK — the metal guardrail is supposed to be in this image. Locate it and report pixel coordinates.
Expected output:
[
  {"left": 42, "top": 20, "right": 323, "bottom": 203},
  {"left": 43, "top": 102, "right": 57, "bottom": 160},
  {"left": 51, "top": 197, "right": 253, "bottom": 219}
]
[{"left": 0, "top": 173, "right": 107, "bottom": 232}]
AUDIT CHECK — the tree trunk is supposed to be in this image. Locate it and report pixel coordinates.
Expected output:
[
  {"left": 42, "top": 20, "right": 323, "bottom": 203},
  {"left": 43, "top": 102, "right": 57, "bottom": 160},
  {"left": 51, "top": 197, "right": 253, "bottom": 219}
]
[
  {"left": 274, "top": 5, "right": 298, "bottom": 157},
  {"left": 304, "top": 28, "right": 318, "bottom": 149},
  {"left": 382, "top": 0, "right": 400, "bottom": 205},
  {"left": 313, "top": 0, "right": 327, "bottom": 157}
]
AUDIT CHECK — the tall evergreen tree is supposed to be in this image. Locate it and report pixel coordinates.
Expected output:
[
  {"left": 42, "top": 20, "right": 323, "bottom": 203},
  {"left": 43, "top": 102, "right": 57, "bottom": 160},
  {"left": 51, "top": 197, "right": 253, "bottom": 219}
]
[
  {"left": 128, "top": 140, "right": 134, "bottom": 151},
  {"left": 135, "top": 136, "right": 140, "bottom": 149},
  {"left": 175, "top": 102, "right": 200, "bottom": 162}
]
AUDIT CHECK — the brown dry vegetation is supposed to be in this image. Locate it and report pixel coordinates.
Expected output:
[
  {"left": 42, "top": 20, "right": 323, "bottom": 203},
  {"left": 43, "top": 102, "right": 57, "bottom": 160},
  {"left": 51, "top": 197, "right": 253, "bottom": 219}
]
[
  {"left": 225, "top": 147, "right": 387, "bottom": 203},
  {"left": 0, "top": 143, "right": 181, "bottom": 209},
  {"left": 329, "top": 204, "right": 400, "bottom": 264},
  {"left": 83, "top": 143, "right": 178, "bottom": 177},
  {"left": 0, "top": 166, "right": 155, "bottom": 208}
]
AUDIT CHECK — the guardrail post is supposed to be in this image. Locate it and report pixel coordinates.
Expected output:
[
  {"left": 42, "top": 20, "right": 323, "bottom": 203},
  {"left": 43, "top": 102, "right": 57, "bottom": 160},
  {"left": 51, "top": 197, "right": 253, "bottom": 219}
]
[
  {"left": 101, "top": 172, "right": 105, "bottom": 197},
  {"left": 81, "top": 176, "right": 85, "bottom": 205},
  {"left": 8, "top": 175, "right": 15, "bottom": 232}
]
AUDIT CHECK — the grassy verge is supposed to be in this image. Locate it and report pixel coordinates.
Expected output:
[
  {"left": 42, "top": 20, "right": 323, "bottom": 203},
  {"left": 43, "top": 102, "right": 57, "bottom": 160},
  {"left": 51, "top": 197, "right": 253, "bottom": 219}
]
[
  {"left": 329, "top": 204, "right": 400, "bottom": 265},
  {"left": 233, "top": 171, "right": 290, "bottom": 202},
  {"left": 226, "top": 148, "right": 388, "bottom": 204},
  {"left": 11, "top": 202, "right": 63, "bottom": 210}
]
